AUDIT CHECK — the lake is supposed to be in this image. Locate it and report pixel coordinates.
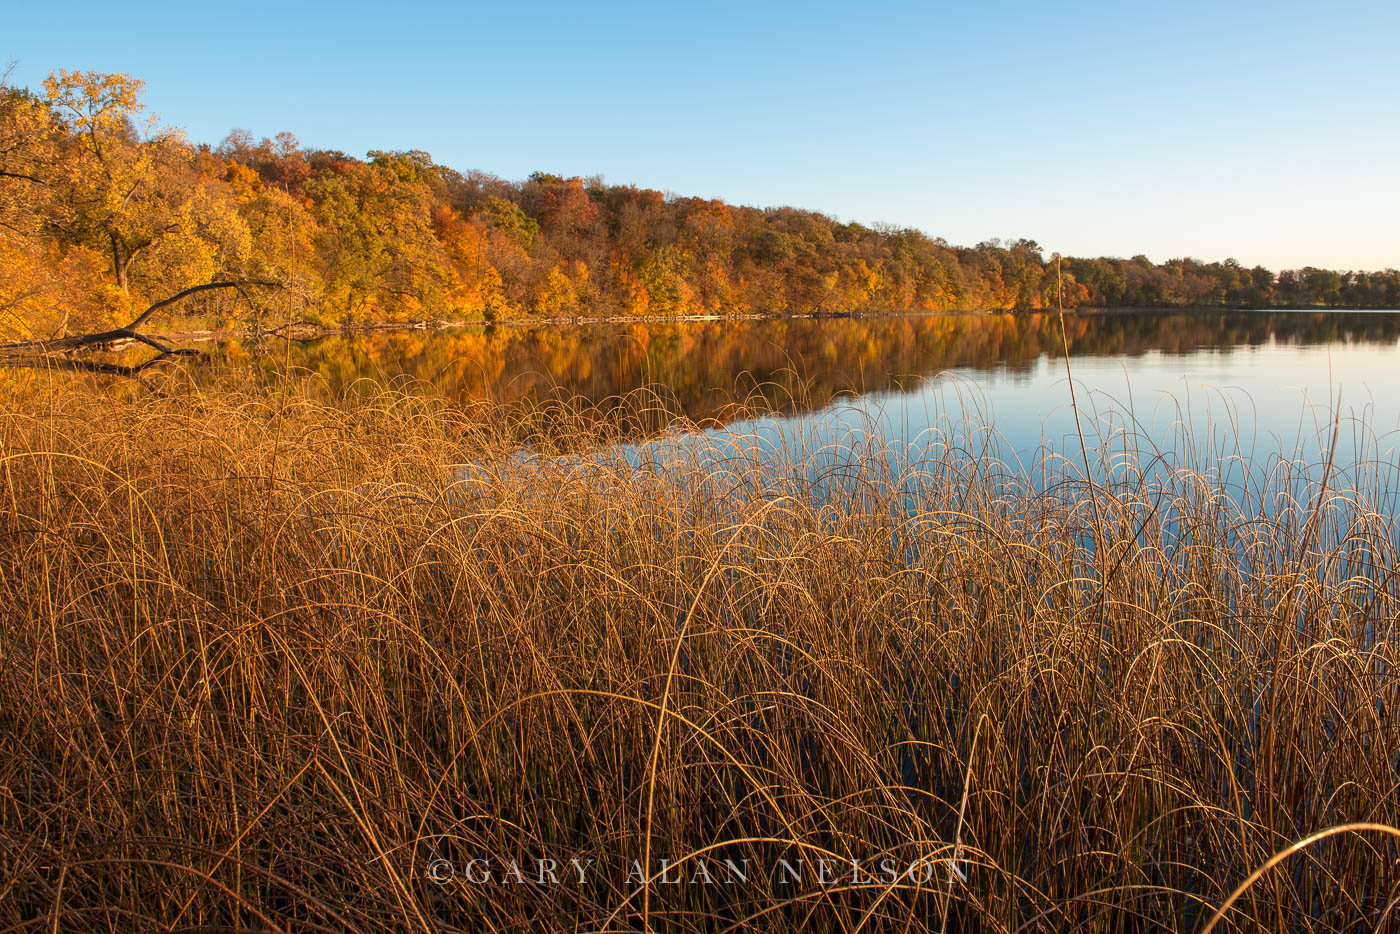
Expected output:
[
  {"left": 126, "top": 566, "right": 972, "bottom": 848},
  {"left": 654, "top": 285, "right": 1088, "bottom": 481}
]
[{"left": 230, "top": 309, "right": 1400, "bottom": 478}]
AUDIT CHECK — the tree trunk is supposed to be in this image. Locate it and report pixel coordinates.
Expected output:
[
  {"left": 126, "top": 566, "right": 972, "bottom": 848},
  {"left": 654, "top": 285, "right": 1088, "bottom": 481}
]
[{"left": 109, "top": 231, "right": 128, "bottom": 295}]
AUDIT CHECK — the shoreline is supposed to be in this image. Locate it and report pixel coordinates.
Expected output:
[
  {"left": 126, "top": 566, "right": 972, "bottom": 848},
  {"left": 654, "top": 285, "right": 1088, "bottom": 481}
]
[{"left": 137, "top": 303, "right": 1400, "bottom": 347}]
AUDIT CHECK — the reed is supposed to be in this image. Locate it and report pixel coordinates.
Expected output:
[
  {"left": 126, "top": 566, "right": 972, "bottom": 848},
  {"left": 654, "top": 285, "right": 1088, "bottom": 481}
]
[{"left": 0, "top": 369, "right": 1397, "bottom": 932}]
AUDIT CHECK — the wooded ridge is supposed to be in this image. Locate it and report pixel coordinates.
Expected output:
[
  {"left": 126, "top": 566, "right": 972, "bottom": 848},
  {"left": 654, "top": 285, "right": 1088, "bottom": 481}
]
[{"left": 3, "top": 69, "right": 1396, "bottom": 346}]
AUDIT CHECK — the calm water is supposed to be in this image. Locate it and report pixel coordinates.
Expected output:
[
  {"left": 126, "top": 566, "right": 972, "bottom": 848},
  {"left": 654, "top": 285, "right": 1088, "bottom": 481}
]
[{"left": 231, "top": 309, "right": 1400, "bottom": 477}]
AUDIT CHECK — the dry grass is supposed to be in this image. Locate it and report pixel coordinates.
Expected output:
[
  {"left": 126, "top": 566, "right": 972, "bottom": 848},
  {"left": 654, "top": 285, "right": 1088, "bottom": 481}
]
[{"left": 0, "top": 369, "right": 1398, "bottom": 932}]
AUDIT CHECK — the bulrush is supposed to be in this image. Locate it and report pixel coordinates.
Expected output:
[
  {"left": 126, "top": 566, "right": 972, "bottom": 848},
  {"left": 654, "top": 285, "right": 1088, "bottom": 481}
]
[{"left": 0, "top": 370, "right": 1397, "bottom": 932}]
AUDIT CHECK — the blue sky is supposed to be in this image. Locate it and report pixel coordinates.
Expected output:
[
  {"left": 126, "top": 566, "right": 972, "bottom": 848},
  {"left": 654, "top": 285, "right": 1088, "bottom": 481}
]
[{"left": 7, "top": 0, "right": 1398, "bottom": 270}]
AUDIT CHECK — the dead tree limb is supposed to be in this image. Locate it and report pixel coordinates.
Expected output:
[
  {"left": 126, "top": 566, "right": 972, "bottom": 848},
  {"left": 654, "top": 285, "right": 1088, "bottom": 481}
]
[{"left": 0, "top": 278, "right": 280, "bottom": 364}]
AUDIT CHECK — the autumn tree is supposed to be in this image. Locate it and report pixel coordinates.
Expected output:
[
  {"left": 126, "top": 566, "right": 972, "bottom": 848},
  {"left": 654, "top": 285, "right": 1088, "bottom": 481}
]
[
  {"left": 38, "top": 70, "right": 255, "bottom": 330},
  {"left": 0, "top": 73, "right": 58, "bottom": 336},
  {"left": 307, "top": 156, "right": 452, "bottom": 324},
  {"left": 432, "top": 206, "right": 512, "bottom": 318}
]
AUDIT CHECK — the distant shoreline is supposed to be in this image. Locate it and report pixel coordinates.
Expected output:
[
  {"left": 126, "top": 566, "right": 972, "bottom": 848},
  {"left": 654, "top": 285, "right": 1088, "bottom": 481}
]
[{"left": 134, "top": 304, "right": 1400, "bottom": 348}]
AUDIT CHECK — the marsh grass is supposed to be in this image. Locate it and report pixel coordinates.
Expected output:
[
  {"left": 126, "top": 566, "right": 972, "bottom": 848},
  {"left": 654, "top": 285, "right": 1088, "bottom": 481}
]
[{"left": 0, "top": 368, "right": 1397, "bottom": 932}]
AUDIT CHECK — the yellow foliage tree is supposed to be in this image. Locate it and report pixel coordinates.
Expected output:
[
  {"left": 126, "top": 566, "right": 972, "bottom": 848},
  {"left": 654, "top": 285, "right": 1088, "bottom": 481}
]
[{"left": 42, "top": 71, "right": 251, "bottom": 326}]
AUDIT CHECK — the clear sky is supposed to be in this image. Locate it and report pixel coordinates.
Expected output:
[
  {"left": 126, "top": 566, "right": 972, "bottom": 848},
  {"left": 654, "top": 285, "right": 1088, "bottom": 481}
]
[{"left": 6, "top": 0, "right": 1398, "bottom": 271}]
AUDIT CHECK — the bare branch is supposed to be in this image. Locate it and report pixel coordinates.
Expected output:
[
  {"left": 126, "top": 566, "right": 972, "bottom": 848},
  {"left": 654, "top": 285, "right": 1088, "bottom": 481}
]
[
  {"left": 0, "top": 277, "right": 281, "bottom": 374},
  {"left": 125, "top": 277, "right": 279, "bottom": 331},
  {"left": 0, "top": 169, "right": 45, "bottom": 185}
]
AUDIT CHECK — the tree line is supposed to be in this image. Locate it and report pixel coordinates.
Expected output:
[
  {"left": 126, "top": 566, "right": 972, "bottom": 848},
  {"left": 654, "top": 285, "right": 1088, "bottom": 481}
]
[{"left": 2, "top": 69, "right": 1397, "bottom": 341}]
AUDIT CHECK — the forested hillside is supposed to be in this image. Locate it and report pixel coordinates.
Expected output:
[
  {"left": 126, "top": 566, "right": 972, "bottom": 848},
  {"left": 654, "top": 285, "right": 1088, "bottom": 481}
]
[{"left": 3, "top": 70, "right": 1397, "bottom": 340}]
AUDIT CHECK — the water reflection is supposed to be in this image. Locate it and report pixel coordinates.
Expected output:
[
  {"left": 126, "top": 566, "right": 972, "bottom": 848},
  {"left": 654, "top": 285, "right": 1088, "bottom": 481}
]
[
  {"left": 218, "top": 308, "right": 1400, "bottom": 470},
  {"left": 220, "top": 309, "right": 1400, "bottom": 421}
]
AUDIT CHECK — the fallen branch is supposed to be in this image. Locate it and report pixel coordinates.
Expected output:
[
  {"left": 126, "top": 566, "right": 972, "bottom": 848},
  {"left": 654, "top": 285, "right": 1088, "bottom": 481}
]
[{"left": 0, "top": 278, "right": 280, "bottom": 367}]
